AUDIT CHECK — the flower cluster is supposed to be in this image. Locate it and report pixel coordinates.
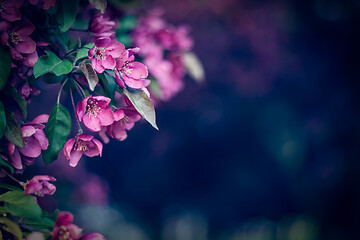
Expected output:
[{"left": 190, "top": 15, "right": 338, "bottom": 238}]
[
  {"left": 132, "top": 9, "right": 194, "bottom": 101},
  {"left": 0, "top": 1, "right": 202, "bottom": 239}
]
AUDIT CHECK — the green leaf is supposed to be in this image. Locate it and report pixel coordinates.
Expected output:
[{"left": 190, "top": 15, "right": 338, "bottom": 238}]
[
  {"left": 0, "top": 191, "right": 42, "bottom": 220},
  {"left": 0, "top": 217, "right": 23, "bottom": 240},
  {"left": 0, "top": 183, "right": 21, "bottom": 191},
  {"left": 0, "top": 45, "right": 12, "bottom": 91},
  {"left": 0, "top": 101, "right": 6, "bottom": 139},
  {"left": 43, "top": 73, "right": 64, "bottom": 84},
  {"left": 57, "top": 0, "right": 79, "bottom": 32},
  {"left": 0, "top": 156, "right": 14, "bottom": 174},
  {"left": 79, "top": 61, "right": 98, "bottom": 91},
  {"left": 5, "top": 86, "right": 27, "bottom": 119},
  {"left": 98, "top": 73, "right": 112, "bottom": 99},
  {"left": 75, "top": 43, "right": 95, "bottom": 61},
  {"left": 23, "top": 217, "right": 55, "bottom": 228},
  {"left": 89, "top": 0, "right": 107, "bottom": 13},
  {"left": 33, "top": 51, "right": 73, "bottom": 78},
  {"left": 4, "top": 111, "right": 23, "bottom": 148},
  {"left": 183, "top": 52, "right": 205, "bottom": 83},
  {"left": 42, "top": 104, "right": 71, "bottom": 164},
  {"left": 123, "top": 89, "right": 158, "bottom": 130}
]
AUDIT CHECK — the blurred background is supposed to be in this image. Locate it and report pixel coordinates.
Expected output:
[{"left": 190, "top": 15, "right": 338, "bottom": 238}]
[{"left": 34, "top": 0, "right": 360, "bottom": 239}]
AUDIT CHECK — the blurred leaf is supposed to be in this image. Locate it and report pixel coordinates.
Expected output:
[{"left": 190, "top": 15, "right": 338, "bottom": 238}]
[
  {"left": 42, "top": 104, "right": 71, "bottom": 164},
  {"left": 89, "top": 0, "right": 107, "bottom": 13},
  {"left": 0, "top": 156, "right": 14, "bottom": 174},
  {"left": 4, "top": 111, "right": 23, "bottom": 148},
  {"left": 123, "top": 89, "right": 158, "bottom": 130},
  {"left": 183, "top": 52, "right": 205, "bottom": 83},
  {"left": 0, "top": 217, "right": 23, "bottom": 240},
  {"left": 0, "top": 45, "right": 12, "bottom": 91},
  {"left": 75, "top": 43, "right": 95, "bottom": 61},
  {"left": 79, "top": 61, "right": 98, "bottom": 91},
  {"left": 116, "top": 33, "right": 132, "bottom": 48},
  {"left": 0, "top": 191, "right": 42, "bottom": 220},
  {"left": 148, "top": 79, "right": 162, "bottom": 99},
  {"left": 34, "top": 51, "right": 73, "bottom": 78},
  {"left": 5, "top": 86, "right": 27, "bottom": 119},
  {"left": 119, "top": 15, "right": 136, "bottom": 30},
  {"left": 57, "top": 0, "right": 79, "bottom": 32},
  {"left": 0, "top": 101, "right": 6, "bottom": 139}
]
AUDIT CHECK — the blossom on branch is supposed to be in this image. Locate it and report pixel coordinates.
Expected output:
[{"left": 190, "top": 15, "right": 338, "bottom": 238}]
[
  {"left": 52, "top": 212, "right": 82, "bottom": 240},
  {"left": 24, "top": 175, "right": 56, "bottom": 197},
  {"left": 76, "top": 95, "right": 114, "bottom": 132},
  {"left": 64, "top": 134, "right": 103, "bottom": 167},
  {"left": 115, "top": 47, "right": 149, "bottom": 89},
  {"left": 0, "top": 0, "right": 23, "bottom": 22},
  {"left": 0, "top": 21, "right": 36, "bottom": 61},
  {"left": 8, "top": 116, "right": 49, "bottom": 171},
  {"left": 88, "top": 37, "right": 125, "bottom": 73}
]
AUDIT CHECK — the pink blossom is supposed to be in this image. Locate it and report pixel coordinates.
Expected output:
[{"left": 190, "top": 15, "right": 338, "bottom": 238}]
[
  {"left": 76, "top": 95, "right": 114, "bottom": 132},
  {"left": 24, "top": 175, "right": 56, "bottom": 197},
  {"left": 89, "top": 13, "right": 116, "bottom": 39},
  {"left": 0, "top": 21, "right": 36, "bottom": 61},
  {"left": 105, "top": 108, "right": 141, "bottom": 141},
  {"left": 88, "top": 37, "right": 125, "bottom": 73},
  {"left": 115, "top": 48, "right": 149, "bottom": 89},
  {"left": 80, "top": 233, "right": 106, "bottom": 240},
  {"left": 52, "top": 212, "right": 82, "bottom": 240},
  {"left": 0, "top": 0, "right": 23, "bottom": 22},
  {"left": 8, "top": 115, "right": 49, "bottom": 171},
  {"left": 63, "top": 134, "right": 103, "bottom": 167},
  {"left": 28, "top": 0, "right": 56, "bottom": 10},
  {"left": 144, "top": 56, "right": 183, "bottom": 100}
]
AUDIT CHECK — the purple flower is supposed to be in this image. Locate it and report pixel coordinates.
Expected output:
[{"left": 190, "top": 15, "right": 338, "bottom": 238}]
[
  {"left": 63, "top": 134, "right": 103, "bottom": 167},
  {"left": 80, "top": 233, "right": 106, "bottom": 240},
  {"left": 76, "top": 95, "right": 114, "bottom": 132},
  {"left": 115, "top": 48, "right": 149, "bottom": 89},
  {"left": 8, "top": 115, "right": 49, "bottom": 171},
  {"left": 88, "top": 37, "right": 124, "bottom": 73},
  {"left": 89, "top": 13, "right": 116, "bottom": 39},
  {"left": 105, "top": 108, "right": 141, "bottom": 141},
  {"left": 52, "top": 212, "right": 82, "bottom": 240},
  {"left": 0, "top": 21, "right": 36, "bottom": 61},
  {"left": 24, "top": 175, "right": 56, "bottom": 197},
  {"left": 0, "top": 0, "right": 23, "bottom": 22}
]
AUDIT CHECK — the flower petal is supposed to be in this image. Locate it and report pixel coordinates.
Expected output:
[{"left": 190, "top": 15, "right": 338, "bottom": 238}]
[
  {"left": 19, "top": 137, "right": 42, "bottom": 158},
  {"left": 83, "top": 114, "right": 102, "bottom": 132},
  {"left": 69, "top": 150, "right": 83, "bottom": 167},
  {"left": 98, "top": 106, "right": 114, "bottom": 126}
]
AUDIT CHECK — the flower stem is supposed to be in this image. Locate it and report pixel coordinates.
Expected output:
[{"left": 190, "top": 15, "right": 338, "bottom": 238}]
[
  {"left": 57, "top": 78, "right": 68, "bottom": 104},
  {"left": 3, "top": 170, "right": 25, "bottom": 188},
  {"left": 74, "top": 80, "right": 86, "bottom": 99},
  {"left": 70, "top": 87, "right": 83, "bottom": 134}
]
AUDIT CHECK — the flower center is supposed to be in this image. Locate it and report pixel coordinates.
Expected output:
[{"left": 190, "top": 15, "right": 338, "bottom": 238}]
[
  {"left": 9, "top": 32, "right": 21, "bottom": 45},
  {"left": 86, "top": 98, "right": 101, "bottom": 117},
  {"left": 95, "top": 47, "right": 107, "bottom": 60},
  {"left": 73, "top": 140, "right": 89, "bottom": 152},
  {"left": 58, "top": 225, "right": 70, "bottom": 240},
  {"left": 118, "top": 115, "right": 129, "bottom": 126}
]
